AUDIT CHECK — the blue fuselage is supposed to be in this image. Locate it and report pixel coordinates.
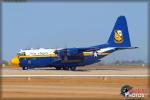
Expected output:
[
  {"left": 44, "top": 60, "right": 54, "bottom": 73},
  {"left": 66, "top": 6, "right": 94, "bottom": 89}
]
[{"left": 19, "top": 54, "right": 107, "bottom": 68}]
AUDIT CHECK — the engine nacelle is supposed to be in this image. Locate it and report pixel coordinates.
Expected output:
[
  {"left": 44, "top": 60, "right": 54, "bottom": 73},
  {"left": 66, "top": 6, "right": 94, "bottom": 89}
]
[
  {"left": 55, "top": 48, "right": 79, "bottom": 56},
  {"left": 67, "top": 48, "right": 79, "bottom": 55}
]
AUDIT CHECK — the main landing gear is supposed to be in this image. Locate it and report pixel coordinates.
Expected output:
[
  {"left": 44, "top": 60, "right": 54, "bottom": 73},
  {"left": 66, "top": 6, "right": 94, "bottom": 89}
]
[
  {"left": 55, "top": 66, "right": 76, "bottom": 71},
  {"left": 70, "top": 66, "right": 76, "bottom": 71},
  {"left": 55, "top": 67, "right": 61, "bottom": 70}
]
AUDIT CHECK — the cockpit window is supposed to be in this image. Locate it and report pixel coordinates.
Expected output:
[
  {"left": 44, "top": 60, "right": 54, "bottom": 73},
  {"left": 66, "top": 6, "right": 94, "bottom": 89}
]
[{"left": 17, "top": 52, "right": 26, "bottom": 56}]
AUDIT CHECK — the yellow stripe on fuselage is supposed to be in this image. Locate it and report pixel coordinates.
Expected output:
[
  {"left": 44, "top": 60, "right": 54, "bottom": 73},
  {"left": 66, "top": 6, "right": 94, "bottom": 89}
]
[
  {"left": 100, "top": 52, "right": 111, "bottom": 55},
  {"left": 83, "top": 52, "right": 93, "bottom": 56},
  {"left": 19, "top": 54, "right": 58, "bottom": 58},
  {"left": 83, "top": 52, "right": 111, "bottom": 56}
]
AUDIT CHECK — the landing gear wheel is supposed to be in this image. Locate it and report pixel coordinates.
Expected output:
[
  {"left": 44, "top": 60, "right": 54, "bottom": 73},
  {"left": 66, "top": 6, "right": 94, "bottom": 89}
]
[
  {"left": 22, "top": 66, "right": 28, "bottom": 70},
  {"left": 63, "top": 66, "right": 69, "bottom": 70},
  {"left": 70, "top": 66, "right": 76, "bottom": 71},
  {"left": 56, "top": 67, "right": 61, "bottom": 70}
]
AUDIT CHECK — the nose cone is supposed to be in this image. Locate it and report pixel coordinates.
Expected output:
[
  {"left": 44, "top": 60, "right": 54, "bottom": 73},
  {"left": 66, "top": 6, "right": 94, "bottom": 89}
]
[{"left": 10, "top": 56, "right": 20, "bottom": 65}]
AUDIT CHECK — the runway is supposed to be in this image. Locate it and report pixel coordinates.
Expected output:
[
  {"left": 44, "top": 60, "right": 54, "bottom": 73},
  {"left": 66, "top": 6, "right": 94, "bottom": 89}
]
[
  {"left": 1, "top": 74, "right": 149, "bottom": 78},
  {"left": 1, "top": 65, "right": 148, "bottom": 76},
  {"left": 1, "top": 65, "right": 149, "bottom": 99}
]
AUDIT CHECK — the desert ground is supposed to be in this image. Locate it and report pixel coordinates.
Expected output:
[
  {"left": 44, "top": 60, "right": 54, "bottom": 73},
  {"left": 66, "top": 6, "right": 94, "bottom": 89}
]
[{"left": 0, "top": 65, "right": 149, "bottom": 100}]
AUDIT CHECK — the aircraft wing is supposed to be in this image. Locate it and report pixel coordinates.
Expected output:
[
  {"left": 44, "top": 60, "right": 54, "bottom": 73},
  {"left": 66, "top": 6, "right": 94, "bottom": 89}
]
[
  {"left": 78, "top": 44, "right": 109, "bottom": 52},
  {"left": 54, "top": 47, "right": 100, "bottom": 57},
  {"left": 54, "top": 43, "right": 110, "bottom": 56},
  {"left": 78, "top": 47, "right": 100, "bottom": 52}
]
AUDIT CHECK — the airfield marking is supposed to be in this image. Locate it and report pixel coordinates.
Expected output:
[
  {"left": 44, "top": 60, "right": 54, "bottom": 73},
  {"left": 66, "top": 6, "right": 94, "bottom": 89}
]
[{"left": 0, "top": 75, "right": 149, "bottom": 78}]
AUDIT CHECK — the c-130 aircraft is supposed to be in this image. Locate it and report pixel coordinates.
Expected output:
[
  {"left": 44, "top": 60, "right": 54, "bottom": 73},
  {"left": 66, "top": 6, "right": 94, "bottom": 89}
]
[{"left": 11, "top": 16, "right": 137, "bottom": 71}]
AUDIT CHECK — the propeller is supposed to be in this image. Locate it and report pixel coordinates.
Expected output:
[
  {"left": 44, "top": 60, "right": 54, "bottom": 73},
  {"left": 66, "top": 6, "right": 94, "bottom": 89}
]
[
  {"left": 54, "top": 48, "right": 69, "bottom": 61},
  {"left": 63, "top": 48, "right": 68, "bottom": 60}
]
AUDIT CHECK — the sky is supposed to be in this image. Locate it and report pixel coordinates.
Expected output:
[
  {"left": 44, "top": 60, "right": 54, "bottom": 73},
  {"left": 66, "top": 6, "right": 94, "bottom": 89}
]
[{"left": 2, "top": 2, "right": 148, "bottom": 63}]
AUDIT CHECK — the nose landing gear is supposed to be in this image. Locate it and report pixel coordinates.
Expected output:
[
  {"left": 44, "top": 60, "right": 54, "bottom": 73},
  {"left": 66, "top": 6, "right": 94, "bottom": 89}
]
[{"left": 22, "top": 66, "right": 29, "bottom": 70}]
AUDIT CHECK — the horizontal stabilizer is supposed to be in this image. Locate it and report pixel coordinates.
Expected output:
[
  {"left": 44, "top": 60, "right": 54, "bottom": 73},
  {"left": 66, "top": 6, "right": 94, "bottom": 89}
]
[{"left": 115, "top": 47, "right": 138, "bottom": 50}]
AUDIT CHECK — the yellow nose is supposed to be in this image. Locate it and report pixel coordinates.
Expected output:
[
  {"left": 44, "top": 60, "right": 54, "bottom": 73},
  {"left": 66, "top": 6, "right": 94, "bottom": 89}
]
[{"left": 10, "top": 56, "right": 20, "bottom": 65}]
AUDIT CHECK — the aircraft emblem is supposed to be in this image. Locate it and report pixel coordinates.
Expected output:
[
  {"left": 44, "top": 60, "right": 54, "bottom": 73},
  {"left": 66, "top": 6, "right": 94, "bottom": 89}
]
[
  {"left": 114, "top": 30, "right": 123, "bottom": 43},
  {"left": 93, "top": 51, "right": 98, "bottom": 57}
]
